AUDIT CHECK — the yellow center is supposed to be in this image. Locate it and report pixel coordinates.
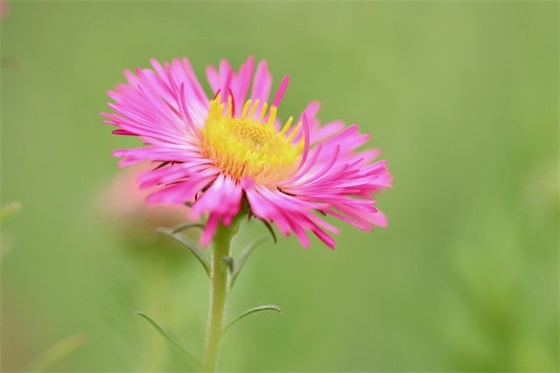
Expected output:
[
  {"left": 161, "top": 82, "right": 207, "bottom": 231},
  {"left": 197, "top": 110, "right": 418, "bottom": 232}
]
[{"left": 200, "top": 95, "right": 303, "bottom": 186}]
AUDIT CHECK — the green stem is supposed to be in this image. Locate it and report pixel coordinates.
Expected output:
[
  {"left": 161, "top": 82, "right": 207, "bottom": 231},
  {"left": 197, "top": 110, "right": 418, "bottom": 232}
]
[{"left": 203, "top": 221, "right": 239, "bottom": 372}]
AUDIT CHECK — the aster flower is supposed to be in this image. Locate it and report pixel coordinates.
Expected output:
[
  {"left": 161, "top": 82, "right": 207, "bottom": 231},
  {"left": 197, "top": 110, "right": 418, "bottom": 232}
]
[
  {"left": 103, "top": 56, "right": 392, "bottom": 372},
  {"left": 102, "top": 56, "right": 391, "bottom": 249}
]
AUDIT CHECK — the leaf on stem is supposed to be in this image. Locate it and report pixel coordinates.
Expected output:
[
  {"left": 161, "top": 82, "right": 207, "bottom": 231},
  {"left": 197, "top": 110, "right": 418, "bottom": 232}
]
[
  {"left": 157, "top": 227, "right": 210, "bottom": 277},
  {"left": 171, "top": 222, "right": 205, "bottom": 234},
  {"left": 0, "top": 201, "right": 21, "bottom": 221},
  {"left": 26, "top": 334, "right": 87, "bottom": 372},
  {"left": 221, "top": 256, "right": 234, "bottom": 274},
  {"left": 224, "top": 304, "right": 282, "bottom": 334},
  {"left": 136, "top": 311, "right": 202, "bottom": 368},
  {"left": 231, "top": 236, "right": 268, "bottom": 286}
]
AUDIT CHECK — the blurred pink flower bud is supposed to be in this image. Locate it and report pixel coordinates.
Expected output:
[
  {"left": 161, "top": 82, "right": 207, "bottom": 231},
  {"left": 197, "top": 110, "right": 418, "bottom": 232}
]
[
  {"left": 98, "top": 163, "right": 195, "bottom": 242},
  {"left": 0, "top": 0, "right": 9, "bottom": 20}
]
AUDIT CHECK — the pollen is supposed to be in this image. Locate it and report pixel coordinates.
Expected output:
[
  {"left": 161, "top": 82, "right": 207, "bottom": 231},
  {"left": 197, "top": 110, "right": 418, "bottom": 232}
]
[{"left": 200, "top": 95, "right": 303, "bottom": 186}]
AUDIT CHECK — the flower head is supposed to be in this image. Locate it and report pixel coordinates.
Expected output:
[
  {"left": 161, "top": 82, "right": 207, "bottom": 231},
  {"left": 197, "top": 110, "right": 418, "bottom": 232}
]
[{"left": 102, "top": 57, "right": 391, "bottom": 249}]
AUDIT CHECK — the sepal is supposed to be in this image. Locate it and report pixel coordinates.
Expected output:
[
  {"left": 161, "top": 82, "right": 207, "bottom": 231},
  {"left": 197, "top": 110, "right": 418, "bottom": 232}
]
[{"left": 259, "top": 218, "right": 278, "bottom": 243}]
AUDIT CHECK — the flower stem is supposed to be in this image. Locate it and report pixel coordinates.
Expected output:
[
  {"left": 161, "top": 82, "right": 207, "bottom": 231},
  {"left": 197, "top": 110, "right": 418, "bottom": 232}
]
[{"left": 203, "top": 221, "right": 239, "bottom": 372}]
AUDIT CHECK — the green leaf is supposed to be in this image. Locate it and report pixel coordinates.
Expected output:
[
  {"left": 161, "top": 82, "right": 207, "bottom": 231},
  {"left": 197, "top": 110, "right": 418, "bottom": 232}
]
[
  {"left": 26, "top": 334, "right": 87, "bottom": 371},
  {"left": 0, "top": 201, "right": 21, "bottom": 221},
  {"left": 224, "top": 304, "right": 282, "bottom": 333},
  {"left": 171, "top": 222, "right": 205, "bottom": 234},
  {"left": 231, "top": 236, "right": 268, "bottom": 287},
  {"left": 136, "top": 311, "right": 202, "bottom": 368},
  {"left": 260, "top": 219, "right": 278, "bottom": 243},
  {"left": 221, "top": 256, "right": 234, "bottom": 274},
  {"left": 157, "top": 228, "right": 210, "bottom": 277}
]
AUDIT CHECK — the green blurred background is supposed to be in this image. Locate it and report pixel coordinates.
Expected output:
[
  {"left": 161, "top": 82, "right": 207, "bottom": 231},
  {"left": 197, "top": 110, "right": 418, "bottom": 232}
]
[{"left": 1, "top": 1, "right": 558, "bottom": 371}]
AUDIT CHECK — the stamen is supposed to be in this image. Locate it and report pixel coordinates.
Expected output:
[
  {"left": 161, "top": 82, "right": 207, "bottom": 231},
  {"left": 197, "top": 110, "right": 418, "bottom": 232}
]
[
  {"left": 286, "top": 121, "right": 303, "bottom": 142},
  {"left": 249, "top": 99, "right": 260, "bottom": 118},
  {"left": 267, "top": 106, "right": 277, "bottom": 126},
  {"left": 280, "top": 116, "right": 294, "bottom": 136},
  {"left": 227, "top": 88, "right": 235, "bottom": 117},
  {"left": 227, "top": 95, "right": 233, "bottom": 118},
  {"left": 259, "top": 103, "right": 268, "bottom": 121},
  {"left": 242, "top": 99, "right": 252, "bottom": 118}
]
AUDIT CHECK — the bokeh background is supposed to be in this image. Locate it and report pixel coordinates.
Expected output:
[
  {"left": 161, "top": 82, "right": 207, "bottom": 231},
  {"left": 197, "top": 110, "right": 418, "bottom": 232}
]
[{"left": 1, "top": 1, "right": 558, "bottom": 372}]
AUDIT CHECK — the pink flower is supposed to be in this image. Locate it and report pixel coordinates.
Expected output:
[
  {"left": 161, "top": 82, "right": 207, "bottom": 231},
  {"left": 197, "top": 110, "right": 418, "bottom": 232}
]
[{"left": 102, "top": 57, "right": 391, "bottom": 249}]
